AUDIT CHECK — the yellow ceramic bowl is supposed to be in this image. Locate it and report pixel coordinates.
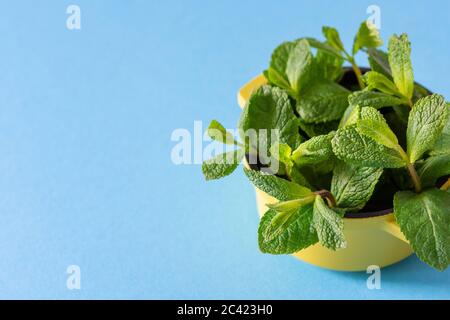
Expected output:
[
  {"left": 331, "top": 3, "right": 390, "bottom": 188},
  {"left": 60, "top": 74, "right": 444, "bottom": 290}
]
[{"left": 238, "top": 75, "right": 413, "bottom": 272}]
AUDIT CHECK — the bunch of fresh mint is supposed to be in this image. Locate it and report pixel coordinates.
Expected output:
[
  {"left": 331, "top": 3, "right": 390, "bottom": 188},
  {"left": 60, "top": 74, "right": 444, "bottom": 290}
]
[{"left": 202, "top": 21, "right": 450, "bottom": 271}]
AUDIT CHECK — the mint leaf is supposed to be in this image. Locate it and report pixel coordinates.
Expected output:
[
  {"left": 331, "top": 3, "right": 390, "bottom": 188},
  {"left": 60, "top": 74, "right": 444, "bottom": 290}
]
[
  {"left": 308, "top": 157, "right": 335, "bottom": 175},
  {"left": 299, "top": 119, "right": 339, "bottom": 138},
  {"left": 285, "top": 40, "right": 314, "bottom": 94},
  {"left": 353, "top": 21, "right": 383, "bottom": 55},
  {"left": 407, "top": 94, "right": 449, "bottom": 163},
  {"left": 312, "top": 196, "right": 347, "bottom": 250},
  {"left": 339, "top": 105, "right": 361, "bottom": 128},
  {"left": 296, "top": 81, "right": 350, "bottom": 123},
  {"left": 270, "top": 142, "right": 294, "bottom": 171},
  {"left": 239, "top": 85, "right": 301, "bottom": 154},
  {"left": 348, "top": 91, "right": 404, "bottom": 109},
  {"left": 367, "top": 48, "right": 392, "bottom": 78},
  {"left": 258, "top": 206, "right": 318, "bottom": 254},
  {"left": 267, "top": 40, "right": 313, "bottom": 95},
  {"left": 331, "top": 125, "right": 406, "bottom": 168},
  {"left": 289, "top": 166, "right": 314, "bottom": 189},
  {"left": 266, "top": 42, "right": 294, "bottom": 90},
  {"left": 202, "top": 149, "right": 244, "bottom": 180},
  {"left": 207, "top": 120, "right": 239, "bottom": 145},
  {"left": 388, "top": 34, "right": 414, "bottom": 100},
  {"left": 431, "top": 116, "right": 450, "bottom": 156},
  {"left": 314, "top": 49, "right": 344, "bottom": 81},
  {"left": 363, "top": 71, "right": 403, "bottom": 97},
  {"left": 394, "top": 189, "right": 450, "bottom": 270},
  {"left": 267, "top": 195, "right": 316, "bottom": 212},
  {"left": 331, "top": 161, "right": 383, "bottom": 211},
  {"left": 261, "top": 207, "right": 299, "bottom": 242},
  {"left": 357, "top": 107, "right": 400, "bottom": 149},
  {"left": 417, "top": 154, "right": 450, "bottom": 188},
  {"left": 322, "top": 26, "right": 345, "bottom": 52},
  {"left": 291, "top": 132, "right": 335, "bottom": 166},
  {"left": 303, "top": 37, "right": 343, "bottom": 59},
  {"left": 263, "top": 194, "right": 316, "bottom": 242},
  {"left": 244, "top": 168, "right": 311, "bottom": 201}
]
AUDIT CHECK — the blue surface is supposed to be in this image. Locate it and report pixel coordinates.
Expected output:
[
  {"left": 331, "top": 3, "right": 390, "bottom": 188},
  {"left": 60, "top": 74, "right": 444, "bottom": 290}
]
[{"left": 0, "top": 0, "right": 448, "bottom": 299}]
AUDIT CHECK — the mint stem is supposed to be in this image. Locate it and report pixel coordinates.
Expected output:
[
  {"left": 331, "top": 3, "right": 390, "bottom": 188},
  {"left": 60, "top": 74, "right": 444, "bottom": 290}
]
[
  {"left": 344, "top": 53, "right": 365, "bottom": 89},
  {"left": 407, "top": 99, "right": 413, "bottom": 108},
  {"left": 440, "top": 178, "right": 450, "bottom": 191},
  {"left": 396, "top": 146, "right": 422, "bottom": 194},
  {"left": 407, "top": 163, "right": 422, "bottom": 193},
  {"left": 314, "top": 190, "right": 337, "bottom": 208},
  {"left": 351, "top": 61, "right": 365, "bottom": 90}
]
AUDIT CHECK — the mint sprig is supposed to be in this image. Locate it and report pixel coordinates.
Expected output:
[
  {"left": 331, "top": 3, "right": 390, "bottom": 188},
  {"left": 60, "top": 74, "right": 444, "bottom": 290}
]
[
  {"left": 201, "top": 21, "right": 450, "bottom": 271},
  {"left": 308, "top": 21, "right": 383, "bottom": 89}
]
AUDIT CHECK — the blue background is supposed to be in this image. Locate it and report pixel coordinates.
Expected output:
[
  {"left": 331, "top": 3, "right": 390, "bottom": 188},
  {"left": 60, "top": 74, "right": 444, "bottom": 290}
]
[{"left": 0, "top": 0, "right": 448, "bottom": 299}]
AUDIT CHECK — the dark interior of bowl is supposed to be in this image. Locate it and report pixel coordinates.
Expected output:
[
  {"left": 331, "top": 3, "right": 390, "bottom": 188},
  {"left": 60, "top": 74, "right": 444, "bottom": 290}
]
[
  {"left": 340, "top": 66, "right": 370, "bottom": 90},
  {"left": 246, "top": 67, "right": 437, "bottom": 219}
]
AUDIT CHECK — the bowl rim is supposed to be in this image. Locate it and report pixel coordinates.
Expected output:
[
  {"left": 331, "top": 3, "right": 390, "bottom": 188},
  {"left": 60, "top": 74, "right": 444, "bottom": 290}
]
[{"left": 344, "top": 209, "right": 393, "bottom": 219}]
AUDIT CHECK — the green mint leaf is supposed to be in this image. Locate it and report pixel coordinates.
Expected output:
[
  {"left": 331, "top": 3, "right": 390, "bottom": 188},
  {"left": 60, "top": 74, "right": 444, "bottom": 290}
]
[
  {"left": 267, "top": 195, "right": 315, "bottom": 212},
  {"left": 357, "top": 107, "right": 400, "bottom": 149},
  {"left": 312, "top": 196, "right": 347, "bottom": 250},
  {"left": 264, "top": 195, "right": 317, "bottom": 242},
  {"left": 298, "top": 164, "right": 334, "bottom": 190},
  {"left": 407, "top": 94, "right": 449, "bottom": 163},
  {"left": 267, "top": 42, "right": 294, "bottom": 90},
  {"left": 244, "top": 168, "right": 311, "bottom": 201},
  {"left": 303, "top": 37, "right": 343, "bottom": 59},
  {"left": 291, "top": 132, "right": 335, "bottom": 166},
  {"left": 207, "top": 120, "right": 239, "bottom": 145},
  {"left": 270, "top": 142, "right": 293, "bottom": 168},
  {"left": 239, "top": 85, "right": 301, "bottom": 154},
  {"left": 314, "top": 49, "right": 344, "bottom": 82},
  {"left": 331, "top": 125, "right": 406, "bottom": 168},
  {"left": 352, "top": 21, "right": 383, "bottom": 55},
  {"left": 417, "top": 154, "right": 450, "bottom": 188},
  {"left": 258, "top": 206, "right": 318, "bottom": 254},
  {"left": 363, "top": 71, "right": 403, "bottom": 97},
  {"left": 367, "top": 48, "right": 392, "bottom": 78},
  {"left": 296, "top": 81, "right": 350, "bottom": 123},
  {"left": 322, "top": 26, "right": 345, "bottom": 52},
  {"left": 289, "top": 166, "right": 314, "bottom": 189},
  {"left": 339, "top": 105, "right": 361, "bottom": 128},
  {"left": 285, "top": 39, "right": 314, "bottom": 94},
  {"left": 331, "top": 161, "right": 383, "bottom": 211},
  {"left": 308, "top": 157, "right": 335, "bottom": 175},
  {"left": 430, "top": 116, "right": 450, "bottom": 156},
  {"left": 262, "top": 207, "right": 300, "bottom": 242},
  {"left": 299, "top": 119, "right": 339, "bottom": 138},
  {"left": 348, "top": 91, "right": 405, "bottom": 109},
  {"left": 388, "top": 34, "right": 414, "bottom": 100},
  {"left": 267, "top": 39, "right": 313, "bottom": 95},
  {"left": 394, "top": 189, "right": 450, "bottom": 270},
  {"left": 202, "top": 149, "right": 244, "bottom": 180}
]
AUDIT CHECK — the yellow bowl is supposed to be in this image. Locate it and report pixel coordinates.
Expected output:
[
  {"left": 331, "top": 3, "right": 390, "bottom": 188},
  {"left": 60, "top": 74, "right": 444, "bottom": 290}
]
[{"left": 238, "top": 75, "right": 413, "bottom": 272}]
